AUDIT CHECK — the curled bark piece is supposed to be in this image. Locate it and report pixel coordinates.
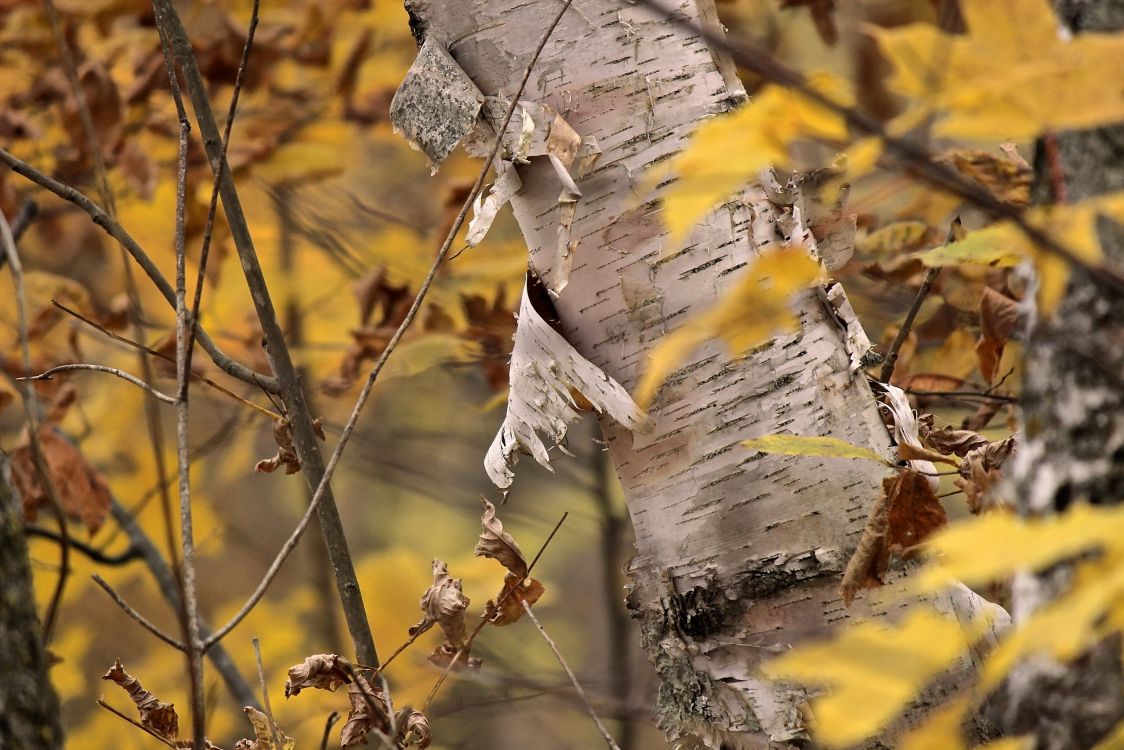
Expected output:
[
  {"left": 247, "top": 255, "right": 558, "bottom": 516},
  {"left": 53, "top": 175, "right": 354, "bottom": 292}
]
[
  {"left": 389, "top": 36, "right": 484, "bottom": 171},
  {"left": 466, "top": 162, "right": 522, "bottom": 246},
  {"left": 485, "top": 284, "right": 652, "bottom": 489}
]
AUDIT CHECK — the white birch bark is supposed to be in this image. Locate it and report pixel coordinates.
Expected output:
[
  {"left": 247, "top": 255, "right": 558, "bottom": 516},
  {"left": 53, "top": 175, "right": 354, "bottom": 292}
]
[{"left": 395, "top": 2, "right": 995, "bottom": 746}]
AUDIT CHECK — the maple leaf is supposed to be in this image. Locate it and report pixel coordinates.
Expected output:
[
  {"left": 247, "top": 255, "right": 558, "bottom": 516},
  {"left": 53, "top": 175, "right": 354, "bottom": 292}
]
[{"left": 872, "top": 0, "right": 1124, "bottom": 140}]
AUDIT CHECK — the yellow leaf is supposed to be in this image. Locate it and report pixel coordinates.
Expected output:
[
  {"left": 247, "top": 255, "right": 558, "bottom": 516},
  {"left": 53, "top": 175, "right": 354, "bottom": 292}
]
[
  {"left": 633, "top": 246, "right": 824, "bottom": 407},
  {"left": 917, "top": 225, "right": 1023, "bottom": 268},
  {"left": 658, "top": 73, "right": 852, "bottom": 240},
  {"left": 872, "top": 0, "right": 1124, "bottom": 140},
  {"left": 764, "top": 610, "right": 983, "bottom": 748},
  {"left": 980, "top": 551, "right": 1124, "bottom": 691},
  {"left": 897, "top": 695, "right": 970, "bottom": 750},
  {"left": 741, "top": 434, "right": 889, "bottom": 465},
  {"left": 857, "top": 221, "right": 931, "bottom": 257},
  {"left": 916, "top": 503, "right": 1124, "bottom": 592}
]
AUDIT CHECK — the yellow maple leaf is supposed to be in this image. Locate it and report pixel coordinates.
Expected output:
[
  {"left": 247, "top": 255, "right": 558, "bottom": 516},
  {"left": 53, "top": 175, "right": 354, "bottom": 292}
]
[
  {"left": 633, "top": 246, "right": 824, "bottom": 407},
  {"left": 764, "top": 609, "right": 986, "bottom": 748},
  {"left": 872, "top": 0, "right": 1124, "bottom": 140},
  {"left": 657, "top": 73, "right": 852, "bottom": 240}
]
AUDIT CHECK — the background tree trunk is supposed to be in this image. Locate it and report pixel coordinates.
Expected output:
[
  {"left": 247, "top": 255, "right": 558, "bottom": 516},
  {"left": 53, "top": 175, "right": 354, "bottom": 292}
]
[
  {"left": 1004, "top": 2, "right": 1124, "bottom": 747},
  {"left": 400, "top": 1, "right": 995, "bottom": 746},
  {"left": 0, "top": 459, "right": 63, "bottom": 750}
]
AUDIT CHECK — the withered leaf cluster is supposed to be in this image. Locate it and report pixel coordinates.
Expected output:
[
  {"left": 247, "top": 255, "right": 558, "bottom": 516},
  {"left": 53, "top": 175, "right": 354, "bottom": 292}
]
[{"left": 255, "top": 416, "right": 326, "bottom": 475}]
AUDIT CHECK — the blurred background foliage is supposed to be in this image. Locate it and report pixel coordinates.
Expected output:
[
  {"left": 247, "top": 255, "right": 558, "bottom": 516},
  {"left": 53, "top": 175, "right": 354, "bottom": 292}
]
[{"left": 0, "top": 0, "right": 1020, "bottom": 747}]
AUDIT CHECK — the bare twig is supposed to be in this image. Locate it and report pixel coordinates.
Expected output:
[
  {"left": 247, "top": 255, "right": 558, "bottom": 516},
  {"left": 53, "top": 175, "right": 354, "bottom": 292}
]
[
  {"left": 151, "top": 0, "right": 379, "bottom": 667},
  {"left": 320, "top": 711, "right": 341, "bottom": 750},
  {"left": 197, "top": 0, "right": 576, "bottom": 662},
  {"left": 183, "top": 0, "right": 258, "bottom": 385},
  {"left": 19, "top": 364, "right": 177, "bottom": 404},
  {"left": 522, "top": 602, "right": 622, "bottom": 750},
  {"left": 880, "top": 266, "right": 940, "bottom": 383},
  {"left": 150, "top": 23, "right": 207, "bottom": 746},
  {"left": 0, "top": 148, "right": 277, "bottom": 391},
  {"left": 26, "top": 525, "right": 142, "bottom": 566},
  {"left": 52, "top": 300, "right": 280, "bottom": 418},
  {"left": 97, "top": 699, "right": 178, "bottom": 748},
  {"left": 252, "top": 638, "right": 283, "bottom": 749},
  {"left": 0, "top": 200, "right": 37, "bottom": 272},
  {"left": 0, "top": 209, "right": 70, "bottom": 646},
  {"left": 91, "top": 573, "right": 186, "bottom": 651},
  {"left": 422, "top": 512, "right": 569, "bottom": 710},
  {"left": 905, "top": 389, "right": 1017, "bottom": 403},
  {"left": 109, "top": 500, "right": 260, "bottom": 709},
  {"left": 635, "top": 0, "right": 1124, "bottom": 295}
]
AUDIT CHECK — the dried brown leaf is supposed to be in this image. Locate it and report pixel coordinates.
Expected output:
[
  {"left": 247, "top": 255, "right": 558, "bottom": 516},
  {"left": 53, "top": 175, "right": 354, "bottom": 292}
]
[
  {"left": 963, "top": 398, "right": 1005, "bottom": 432},
  {"left": 976, "top": 287, "right": 1022, "bottom": 382},
  {"left": 426, "top": 642, "right": 482, "bottom": 671},
  {"left": 284, "top": 654, "right": 352, "bottom": 697},
  {"left": 840, "top": 470, "right": 947, "bottom": 604},
  {"left": 255, "top": 417, "right": 325, "bottom": 474},
  {"left": 340, "top": 673, "right": 393, "bottom": 747},
  {"left": 13, "top": 427, "right": 111, "bottom": 534},
  {"left": 395, "top": 708, "right": 432, "bottom": 748},
  {"left": 241, "top": 706, "right": 294, "bottom": 750},
  {"left": 935, "top": 147, "right": 1032, "bottom": 208},
  {"left": 103, "top": 658, "right": 179, "bottom": 740},
  {"left": 410, "top": 559, "right": 469, "bottom": 649},
  {"left": 483, "top": 572, "right": 545, "bottom": 627},
  {"left": 474, "top": 497, "right": 528, "bottom": 578},
  {"left": 924, "top": 426, "right": 990, "bottom": 457}
]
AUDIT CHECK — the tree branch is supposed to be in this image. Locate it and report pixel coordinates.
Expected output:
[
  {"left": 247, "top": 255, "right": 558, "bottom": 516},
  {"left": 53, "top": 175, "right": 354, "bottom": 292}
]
[
  {"left": 0, "top": 148, "right": 278, "bottom": 392},
  {"left": 19, "top": 364, "right": 177, "bottom": 404},
  {"left": 91, "top": 573, "right": 186, "bottom": 651}
]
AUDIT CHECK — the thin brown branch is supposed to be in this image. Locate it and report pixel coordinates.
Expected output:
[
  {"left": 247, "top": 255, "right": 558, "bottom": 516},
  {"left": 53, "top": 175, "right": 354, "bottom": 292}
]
[
  {"left": 108, "top": 500, "right": 260, "bottom": 709},
  {"left": 0, "top": 208, "right": 70, "bottom": 646},
  {"left": 151, "top": 0, "right": 379, "bottom": 668},
  {"left": 0, "top": 147, "right": 277, "bottom": 391},
  {"left": 183, "top": 0, "right": 258, "bottom": 387},
  {"left": 97, "top": 699, "right": 178, "bottom": 749},
  {"left": 252, "top": 638, "right": 283, "bottom": 749},
  {"left": 636, "top": 0, "right": 1124, "bottom": 296},
  {"left": 880, "top": 265, "right": 941, "bottom": 383},
  {"left": 195, "top": 0, "right": 575, "bottom": 665},
  {"left": 53, "top": 300, "right": 279, "bottom": 418},
  {"left": 19, "top": 364, "right": 178, "bottom": 404},
  {"left": 152, "top": 18, "right": 206, "bottom": 745},
  {"left": 522, "top": 602, "right": 622, "bottom": 750},
  {"left": 25, "top": 525, "right": 143, "bottom": 566},
  {"left": 91, "top": 573, "right": 186, "bottom": 651},
  {"left": 319, "top": 711, "right": 342, "bottom": 750},
  {"left": 422, "top": 512, "right": 569, "bottom": 711},
  {"left": 905, "top": 389, "right": 1017, "bottom": 403}
]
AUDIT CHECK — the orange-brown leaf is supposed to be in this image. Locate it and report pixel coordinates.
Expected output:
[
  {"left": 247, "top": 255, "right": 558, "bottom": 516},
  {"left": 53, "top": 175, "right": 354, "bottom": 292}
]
[
  {"left": 976, "top": 287, "right": 1022, "bottom": 382},
  {"left": 474, "top": 497, "right": 528, "bottom": 578},
  {"left": 484, "top": 572, "right": 545, "bottom": 627},
  {"left": 840, "top": 470, "right": 947, "bottom": 604},
  {"left": 410, "top": 559, "right": 469, "bottom": 649},
  {"left": 103, "top": 659, "right": 180, "bottom": 740},
  {"left": 283, "top": 654, "right": 352, "bottom": 697},
  {"left": 340, "top": 673, "right": 393, "bottom": 748},
  {"left": 12, "top": 427, "right": 111, "bottom": 534}
]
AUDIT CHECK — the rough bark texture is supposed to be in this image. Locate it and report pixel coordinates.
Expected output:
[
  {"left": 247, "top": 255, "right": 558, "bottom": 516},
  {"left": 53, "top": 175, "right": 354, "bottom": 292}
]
[
  {"left": 0, "top": 459, "right": 63, "bottom": 750},
  {"left": 1003, "top": 2, "right": 1124, "bottom": 747},
  {"left": 398, "top": 2, "right": 995, "bottom": 746}
]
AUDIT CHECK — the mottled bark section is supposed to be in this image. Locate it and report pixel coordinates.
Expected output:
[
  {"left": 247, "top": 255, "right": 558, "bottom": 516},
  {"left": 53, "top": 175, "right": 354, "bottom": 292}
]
[
  {"left": 0, "top": 459, "right": 63, "bottom": 750},
  {"left": 400, "top": 2, "right": 993, "bottom": 746},
  {"left": 1004, "top": 2, "right": 1124, "bottom": 747}
]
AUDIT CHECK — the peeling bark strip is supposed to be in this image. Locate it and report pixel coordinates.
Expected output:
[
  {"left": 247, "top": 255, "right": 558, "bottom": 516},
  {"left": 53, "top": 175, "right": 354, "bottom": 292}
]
[{"left": 394, "top": 2, "right": 993, "bottom": 746}]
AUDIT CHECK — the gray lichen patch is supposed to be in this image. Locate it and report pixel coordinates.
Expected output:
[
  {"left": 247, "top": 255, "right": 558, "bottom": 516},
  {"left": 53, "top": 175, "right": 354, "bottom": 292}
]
[{"left": 390, "top": 36, "right": 484, "bottom": 171}]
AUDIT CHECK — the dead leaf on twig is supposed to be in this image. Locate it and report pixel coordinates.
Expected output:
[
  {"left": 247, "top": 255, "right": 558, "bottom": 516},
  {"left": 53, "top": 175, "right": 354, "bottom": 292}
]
[
  {"left": 255, "top": 417, "right": 325, "bottom": 475},
  {"left": 340, "top": 673, "right": 393, "bottom": 747},
  {"left": 474, "top": 497, "right": 528, "bottom": 578},
  {"left": 484, "top": 571, "right": 545, "bottom": 627},
  {"left": 840, "top": 470, "right": 947, "bottom": 604},
  {"left": 102, "top": 659, "right": 180, "bottom": 741},
  {"left": 284, "top": 654, "right": 352, "bottom": 697}
]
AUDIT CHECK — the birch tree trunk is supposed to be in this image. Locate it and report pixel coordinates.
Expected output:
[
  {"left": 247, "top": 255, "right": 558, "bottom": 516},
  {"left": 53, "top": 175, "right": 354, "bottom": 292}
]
[
  {"left": 395, "top": 2, "right": 990, "bottom": 746},
  {"left": 1003, "top": 2, "right": 1124, "bottom": 747}
]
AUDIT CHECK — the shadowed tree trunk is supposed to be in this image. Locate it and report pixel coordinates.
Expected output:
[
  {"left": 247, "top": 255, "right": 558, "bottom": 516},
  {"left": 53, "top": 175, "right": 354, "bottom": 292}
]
[
  {"left": 0, "top": 459, "right": 63, "bottom": 750},
  {"left": 393, "top": 1, "right": 998, "bottom": 746},
  {"left": 1003, "top": 2, "right": 1124, "bottom": 748}
]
